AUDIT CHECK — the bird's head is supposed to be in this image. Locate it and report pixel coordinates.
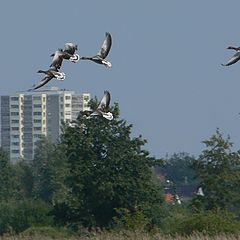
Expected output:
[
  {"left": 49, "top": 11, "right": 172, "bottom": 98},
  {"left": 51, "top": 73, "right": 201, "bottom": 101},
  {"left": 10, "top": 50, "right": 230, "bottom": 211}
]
[
  {"left": 103, "top": 60, "right": 112, "bottom": 68},
  {"left": 106, "top": 62, "right": 112, "bottom": 68}
]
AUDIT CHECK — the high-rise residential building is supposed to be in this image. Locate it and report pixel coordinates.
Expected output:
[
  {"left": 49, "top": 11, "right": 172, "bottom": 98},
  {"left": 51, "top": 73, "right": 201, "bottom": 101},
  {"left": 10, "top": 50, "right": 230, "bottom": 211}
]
[{"left": 0, "top": 86, "right": 90, "bottom": 163}]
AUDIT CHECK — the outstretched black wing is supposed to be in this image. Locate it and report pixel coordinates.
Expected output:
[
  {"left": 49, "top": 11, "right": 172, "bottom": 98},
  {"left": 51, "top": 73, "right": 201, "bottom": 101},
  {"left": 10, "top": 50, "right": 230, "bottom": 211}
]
[
  {"left": 97, "top": 90, "right": 111, "bottom": 110},
  {"left": 97, "top": 32, "right": 112, "bottom": 59},
  {"left": 31, "top": 75, "right": 53, "bottom": 90},
  {"left": 222, "top": 51, "right": 240, "bottom": 66},
  {"left": 50, "top": 50, "right": 64, "bottom": 69}
]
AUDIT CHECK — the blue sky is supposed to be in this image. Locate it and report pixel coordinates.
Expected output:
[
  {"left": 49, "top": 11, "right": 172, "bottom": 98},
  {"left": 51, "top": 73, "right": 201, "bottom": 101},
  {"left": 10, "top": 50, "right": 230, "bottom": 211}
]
[{"left": 1, "top": 1, "right": 240, "bottom": 158}]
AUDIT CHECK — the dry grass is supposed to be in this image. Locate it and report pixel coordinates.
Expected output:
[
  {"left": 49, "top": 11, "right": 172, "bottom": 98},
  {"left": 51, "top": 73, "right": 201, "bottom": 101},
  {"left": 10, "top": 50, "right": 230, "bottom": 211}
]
[{"left": 1, "top": 232, "right": 240, "bottom": 240}]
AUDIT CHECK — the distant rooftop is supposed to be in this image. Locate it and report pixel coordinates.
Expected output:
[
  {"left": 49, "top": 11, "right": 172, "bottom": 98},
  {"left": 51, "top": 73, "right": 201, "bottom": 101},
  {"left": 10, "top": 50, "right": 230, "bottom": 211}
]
[{"left": 13, "top": 86, "right": 91, "bottom": 96}]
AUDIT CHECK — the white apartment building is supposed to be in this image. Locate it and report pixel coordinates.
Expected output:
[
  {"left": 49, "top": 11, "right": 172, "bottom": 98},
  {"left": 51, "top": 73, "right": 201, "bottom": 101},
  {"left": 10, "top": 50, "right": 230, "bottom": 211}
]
[{"left": 0, "top": 86, "right": 90, "bottom": 162}]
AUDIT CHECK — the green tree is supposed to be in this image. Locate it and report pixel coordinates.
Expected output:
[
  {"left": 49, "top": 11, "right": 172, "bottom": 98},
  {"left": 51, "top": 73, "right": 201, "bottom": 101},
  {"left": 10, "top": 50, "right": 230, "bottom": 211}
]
[
  {"left": 192, "top": 129, "right": 240, "bottom": 212},
  {"left": 31, "top": 137, "right": 68, "bottom": 203},
  {"left": 12, "top": 160, "right": 33, "bottom": 200},
  {"left": 0, "top": 148, "right": 14, "bottom": 201},
  {"left": 157, "top": 152, "right": 197, "bottom": 185},
  {"left": 56, "top": 102, "right": 163, "bottom": 228}
]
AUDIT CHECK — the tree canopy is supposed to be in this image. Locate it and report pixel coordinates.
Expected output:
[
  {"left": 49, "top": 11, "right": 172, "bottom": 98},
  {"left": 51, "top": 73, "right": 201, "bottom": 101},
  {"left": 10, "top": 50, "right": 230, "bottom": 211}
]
[
  {"left": 192, "top": 129, "right": 240, "bottom": 212},
  {"left": 55, "top": 101, "right": 164, "bottom": 228}
]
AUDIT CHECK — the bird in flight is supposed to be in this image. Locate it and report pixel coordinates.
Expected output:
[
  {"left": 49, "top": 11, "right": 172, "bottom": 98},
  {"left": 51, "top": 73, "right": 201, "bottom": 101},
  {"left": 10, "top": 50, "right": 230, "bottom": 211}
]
[
  {"left": 29, "top": 66, "right": 65, "bottom": 91},
  {"left": 50, "top": 43, "right": 79, "bottom": 69},
  {"left": 81, "top": 32, "right": 112, "bottom": 68},
  {"left": 63, "top": 42, "right": 79, "bottom": 63},
  {"left": 89, "top": 90, "right": 113, "bottom": 120},
  {"left": 222, "top": 46, "right": 240, "bottom": 66}
]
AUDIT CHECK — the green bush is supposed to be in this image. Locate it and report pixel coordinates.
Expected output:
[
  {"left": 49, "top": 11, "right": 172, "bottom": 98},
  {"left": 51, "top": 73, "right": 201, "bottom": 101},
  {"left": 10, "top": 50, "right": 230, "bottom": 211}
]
[
  {"left": 181, "top": 210, "right": 240, "bottom": 236},
  {"left": 0, "top": 200, "right": 53, "bottom": 235},
  {"left": 113, "top": 208, "right": 150, "bottom": 231},
  {"left": 159, "top": 205, "right": 190, "bottom": 235}
]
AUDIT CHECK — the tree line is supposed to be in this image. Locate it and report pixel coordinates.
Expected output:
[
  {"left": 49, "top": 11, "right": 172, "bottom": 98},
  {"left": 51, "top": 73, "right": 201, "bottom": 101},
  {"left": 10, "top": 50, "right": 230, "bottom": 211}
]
[{"left": 0, "top": 102, "right": 240, "bottom": 236}]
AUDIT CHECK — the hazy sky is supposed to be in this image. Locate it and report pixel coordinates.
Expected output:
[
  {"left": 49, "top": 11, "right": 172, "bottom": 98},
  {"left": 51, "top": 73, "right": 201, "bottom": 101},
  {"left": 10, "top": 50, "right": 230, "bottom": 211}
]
[{"left": 1, "top": 1, "right": 240, "bottom": 158}]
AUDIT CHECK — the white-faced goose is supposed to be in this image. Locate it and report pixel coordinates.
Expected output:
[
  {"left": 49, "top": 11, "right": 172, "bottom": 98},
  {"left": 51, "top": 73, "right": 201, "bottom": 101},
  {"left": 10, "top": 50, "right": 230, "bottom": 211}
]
[
  {"left": 81, "top": 32, "right": 112, "bottom": 68},
  {"left": 222, "top": 46, "right": 240, "bottom": 66},
  {"left": 64, "top": 43, "right": 79, "bottom": 63},
  {"left": 90, "top": 90, "right": 113, "bottom": 120},
  {"left": 29, "top": 66, "right": 65, "bottom": 90}
]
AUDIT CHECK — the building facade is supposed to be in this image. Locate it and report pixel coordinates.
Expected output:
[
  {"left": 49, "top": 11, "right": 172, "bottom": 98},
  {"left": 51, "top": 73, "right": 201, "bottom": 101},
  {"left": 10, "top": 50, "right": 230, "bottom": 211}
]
[{"left": 0, "top": 87, "right": 90, "bottom": 162}]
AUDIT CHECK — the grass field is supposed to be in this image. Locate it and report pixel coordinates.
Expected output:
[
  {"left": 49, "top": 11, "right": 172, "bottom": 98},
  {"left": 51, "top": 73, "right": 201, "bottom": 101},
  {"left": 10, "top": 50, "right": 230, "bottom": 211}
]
[{"left": 1, "top": 232, "right": 240, "bottom": 240}]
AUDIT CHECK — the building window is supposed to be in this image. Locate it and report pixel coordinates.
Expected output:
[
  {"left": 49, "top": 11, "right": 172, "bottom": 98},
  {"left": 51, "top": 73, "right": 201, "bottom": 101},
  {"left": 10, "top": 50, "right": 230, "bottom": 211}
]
[
  {"left": 34, "top": 119, "right": 42, "bottom": 123},
  {"left": 65, "top": 96, "right": 71, "bottom": 100},
  {"left": 11, "top": 105, "right": 19, "bottom": 108},
  {"left": 11, "top": 142, "right": 19, "bottom": 146},
  {"left": 33, "top": 112, "right": 42, "bottom": 116},
  {"left": 65, "top": 104, "right": 71, "bottom": 107},
  {"left": 11, "top": 97, "right": 19, "bottom": 101},
  {"left": 33, "top": 104, "right": 42, "bottom": 108},
  {"left": 34, "top": 127, "right": 41, "bottom": 131},
  {"left": 11, "top": 127, "right": 19, "bottom": 131},
  {"left": 12, "top": 150, "right": 19, "bottom": 154},
  {"left": 11, "top": 112, "right": 19, "bottom": 116},
  {"left": 11, "top": 119, "right": 19, "bottom": 123},
  {"left": 12, "top": 134, "right": 19, "bottom": 138},
  {"left": 34, "top": 134, "right": 42, "bottom": 138},
  {"left": 33, "top": 96, "right": 41, "bottom": 100}
]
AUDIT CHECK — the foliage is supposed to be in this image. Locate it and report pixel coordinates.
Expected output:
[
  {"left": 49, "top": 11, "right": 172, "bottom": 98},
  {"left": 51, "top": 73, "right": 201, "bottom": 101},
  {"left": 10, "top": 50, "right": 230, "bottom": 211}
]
[
  {"left": 113, "top": 208, "right": 150, "bottom": 231},
  {"left": 12, "top": 160, "right": 33, "bottom": 200},
  {"left": 0, "top": 148, "right": 15, "bottom": 201},
  {"left": 192, "top": 129, "right": 240, "bottom": 212},
  {"left": 180, "top": 210, "right": 240, "bottom": 236},
  {"left": 0, "top": 200, "right": 53, "bottom": 235},
  {"left": 157, "top": 152, "right": 197, "bottom": 185},
  {"left": 159, "top": 205, "right": 191, "bottom": 235},
  {"left": 55, "top": 101, "right": 164, "bottom": 228},
  {"left": 30, "top": 137, "right": 68, "bottom": 203}
]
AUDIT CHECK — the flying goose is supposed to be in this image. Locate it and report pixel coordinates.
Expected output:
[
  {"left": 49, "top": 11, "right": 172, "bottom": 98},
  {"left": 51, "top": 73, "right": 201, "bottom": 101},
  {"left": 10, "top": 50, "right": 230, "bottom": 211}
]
[
  {"left": 81, "top": 32, "right": 112, "bottom": 68},
  {"left": 50, "top": 48, "right": 74, "bottom": 69},
  {"left": 29, "top": 66, "right": 65, "bottom": 90},
  {"left": 64, "top": 43, "right": 80, "bottom": 63},
  {"left": 222, "top": 46, "right": 240, "bottom": 66},
  {"left": 90, "top": 90, "right": 113, "bottom": 120}
]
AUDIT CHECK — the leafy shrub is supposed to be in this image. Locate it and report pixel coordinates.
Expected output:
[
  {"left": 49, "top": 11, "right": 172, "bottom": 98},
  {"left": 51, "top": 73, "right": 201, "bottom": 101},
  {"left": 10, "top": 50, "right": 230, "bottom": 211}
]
[
  {"left": 0, "top": 200, "right": 53, "bottom": 235},
  {"left": 159, "top": 205, "right": 190, "bottom": 235},
  {"left": 181, "top": 210, "right": 240, "bottom": 236},
  {"left": 113, "top": 208, "right": 150, "bottom": 231}
]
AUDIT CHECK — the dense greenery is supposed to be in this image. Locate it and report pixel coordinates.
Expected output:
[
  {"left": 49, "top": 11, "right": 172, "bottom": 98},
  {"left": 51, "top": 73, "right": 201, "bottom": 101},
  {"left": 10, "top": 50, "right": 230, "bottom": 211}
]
[
  {"left": 192, "top": 128, "right": 240, "bottom": 213},
  {"left": 54, "top": 102, "right": 163, "bottom": 229},
  {"left": 157, "top": 152, "right": 197, "bottom": 185},
  {"left": 0, "top": 100, "right": 240, "bottom": 236}
]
